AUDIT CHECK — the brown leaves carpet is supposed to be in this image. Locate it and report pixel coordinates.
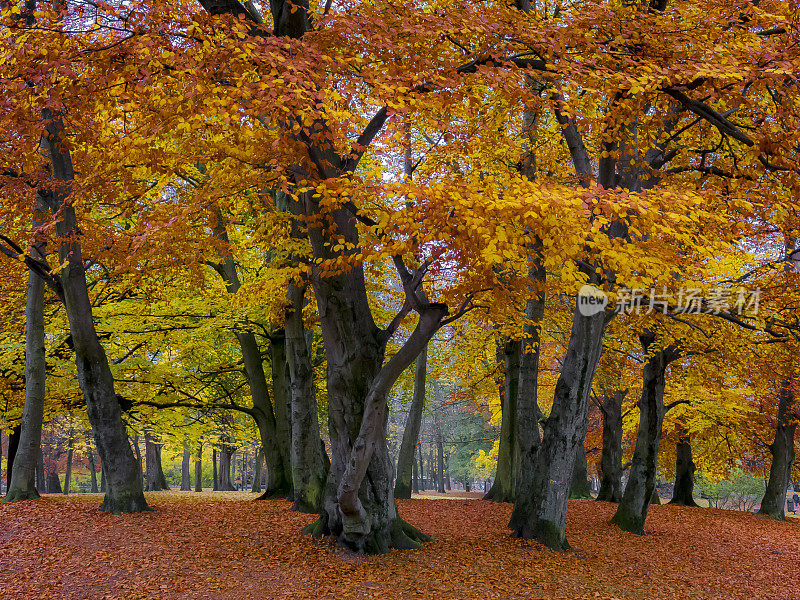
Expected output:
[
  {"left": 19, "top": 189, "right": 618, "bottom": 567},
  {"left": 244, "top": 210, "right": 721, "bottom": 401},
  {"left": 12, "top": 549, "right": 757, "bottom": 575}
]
[{"left": 1, "top": 492, "right": 798, "bottom": 599}]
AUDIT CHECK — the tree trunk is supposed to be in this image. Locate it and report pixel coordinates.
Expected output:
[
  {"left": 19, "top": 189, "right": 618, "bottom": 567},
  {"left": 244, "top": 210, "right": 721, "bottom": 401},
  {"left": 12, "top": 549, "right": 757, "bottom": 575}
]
[
  {"left": 302, "top": 202, "right": 443, "bottom": 553},
  {"left": 87, "top": 445, "right": 99, "bottom": 493},
  {"left": 444, "top": 449, "right": 451, "bottom": 491},
  {"left": 41, "top": 112, "right": 148, "bottom": 513},
  {"left": 484, "top": 339, "right": 520, "bottom": 501},
  {"left": 270, "top": 329, "right": 294, "bottom": 495},
  {"left": 194, "top": 443, "right": 203, "bottom": 492},
  {"left": 610, "top": 335, "right": 680, "bottom": 534},
  {"left": 395, "top": 346, "right": 427, "bottom": 499},
  {"left": 181, "top": 439, "right": 191, "bottom": 491},
  {"left": 512, "top": 270, "right": 546, "bottom": 514},
  {"left": 46, "top": 471, "right": 62, "bottom": 494},
  {"left": 132, "top": 435, "right": 143, "bottom": 487},
  {"left": 569, "top": 445, "right": 591, "bottom": 499},
  {"left": 144, "top": 432, "right": 169, "bottom": 491},
  {"left": 509, "top": 304, "right": 606, "bottom": 550},
  {"left": 650, "top": 486, "right": 661, "bottom": 505},
  {"left": 208, "top": 206, "right": 291, "bottom": 499},
  {"left": 285, "top": 281, "right": 328, "bottom": 512},
  {"left": 252, "top": 447, "right": 264, "bottom": 493},
  {"left": 436, "top": 430, "right": 445, "bottom": 493},
  {"left": 759, "top": 384, "right": 797, "bottom": 520},
  {"left": 36, "top": 447, "right": 46, "bottom": 494},
  {"left": 411, "top": 454, "right": 419, "bottom": 494},
  {"left": 100, "top": 465, "right": 106, "bottom": 493},
  {"left": 212, "top": 447, "right": 218, "bottom": 491},
  {"left": 219, "top": 446, "right": 236, "bottom": 491},
  {"left": 5, "top": 426, "right": 21, "bottom": 492},
  {"left": 63, "top": 431, "right": 74, "bottom": 495},
  {"left": 417, "top": 445, "right": 425, "bottom": 491},
  {"left": 597, "top": 390, "right": 626, "bottom": 502},
  {"left": 5, "top": 201, "right": 47, "bottom": 503},
  {"left": 669, "top": 434, "right": 698, "bottom": 506}
]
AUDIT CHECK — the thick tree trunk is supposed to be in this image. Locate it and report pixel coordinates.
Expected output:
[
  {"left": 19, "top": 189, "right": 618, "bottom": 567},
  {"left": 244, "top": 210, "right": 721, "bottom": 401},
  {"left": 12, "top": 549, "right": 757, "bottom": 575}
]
[
  {"left": 46, "top": 471, "right": 62, "bottom": 494},
  {"left": 270, "top": 330, "right": 294, "bottom": 494},
  {"left": 251, "top": 447, "right": 264, "bottom": 493},
  {"left": 509, "top": 304, "right": 606, "bottom": 550},
  {"left": 513, "top": 275, "right": 546, "bottom": 512},
  {"left": 5, "top": 426, "right": 21, "bottom": 492},
  {"left": 5, "top": 202, "right": 47, "bottom": 503},
  {"left": 144, "top": 432, "right": 169, "bottom": 491},
  {"left": 63, "top": 432, "right": 74, "bottom": 495},
  {"left": 219, "top": 445, "right": 236, "bottom": 491},
  {"left": 212, "top": 447, "right": 218, "bottom": 491},
  {"left": 208, "top": 206, "right": 291, "bottom": 499},
  {"left": 759, "top": 384, "right": 796, "bottom": 520},
  {"left": 597, "top": 390, "right": 626, "bottom": 502},
  {"left": 87, "top": 446, "right": 99, "bottom": 493},
  {"left": 181, "top": 439, "right": 191, "bottom": 491},
  {"left": 194, "top": 443, "right": 203, "bottom": 492},
  {"left": 303, "top": 203, "right": 442, "bottom": 553},
  {"left": 669, "top": 434, "right": 698, "bottom": 506},
  {"left": 485, "top": 339, "right": 520, "bottom": 502},
  {"left": 395, "top": 346, "right": 427, "bottom": 499},
  {"left": 100, "top": 466, "right": 106, "bottom": 493},
  {"left": 285, "top": 282, "right": 328, "bottom": 512},
  {"left": 610, "top": 335, "right": 680, "bottom": 534},
  {"left": 570, "top": 445, "right": 591, "bottom": 499},
  {"left": 41, "top": 113, "right": 147, "bottom": 513}
]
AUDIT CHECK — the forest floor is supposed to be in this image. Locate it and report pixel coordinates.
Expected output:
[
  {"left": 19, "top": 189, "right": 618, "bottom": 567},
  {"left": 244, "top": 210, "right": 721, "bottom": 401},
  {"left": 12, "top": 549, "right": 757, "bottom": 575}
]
[{"left": 1, "top": 491, "right": 798, "bottom": 600}]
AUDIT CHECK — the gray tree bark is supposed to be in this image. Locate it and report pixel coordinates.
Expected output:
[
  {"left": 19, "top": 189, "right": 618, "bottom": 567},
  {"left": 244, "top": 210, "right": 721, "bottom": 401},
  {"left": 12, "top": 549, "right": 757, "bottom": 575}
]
[
  {"left": 485, "top": 340, "right": 520, "bottom": 502},
  {"left": 5, "top": 426, "right": 20, "bottom": 492},
  {"left": 46, "top": 471, "right": 62, "bottom": 494},
  {"left": 212, "top": 447, "right": 218, "bottom": 491},
  {"left": 759, "top": 239, "right": 798, "bottom": 520},
  {"left": 669, "top": 433, "right": 698, "bottom": 506},
  {"left": 194, "top": 443, "right": 203, "bottom": 492},
  {"left": 181, "top": 438, "right": 191, "bottom": 491},
  {"left": 87, "top": 444, "right": 99, "bottom": 493},
  {"left": 4, "top": 199, "right": 47, "bottom": 503},
  {"left": 569, "top": 445, "right": 591, "bottom": 499},
  {"left": 144, "top": 431, "right": 169, "bottom": 491},
  {"left": 285, "top": 282, "right": 328, "bottom": 512},
  {"left": 208, "top": 207, "right": 291, "bottom": 499},
  {"left": 251, "top": 447, "right": 263, "bottom": 493},
  {"left": 36, "top": 447, "right": 46, "bottom": 494},
  {"left": 759, "top": 384, "right": 796, "bottom": 520},
  {"left": 41, "top": 111, "right": 148, "bottom": 513},
  {"left": 270, "top": 329, "right": 294, "bottom": 494},
  {"left": 509, "top": 305, "right": 607, "bottom": 550},
  {"left": 512, "top": 262, "right": 546, "bottom": 514},
  {"left": 596, "top": 390, "right": 626, "bottom": 502},
  {"left": 395, "top": 347, "right": 427, "bottom": 499},
  {"left": 63, "top": 430, "right": 74, "bottom": 495},
  {"left": 610, "top": 334, "right": 681, "bottom": 534},
  {"left": 219, "top": 445, "right": 236, "bottom": 491}
]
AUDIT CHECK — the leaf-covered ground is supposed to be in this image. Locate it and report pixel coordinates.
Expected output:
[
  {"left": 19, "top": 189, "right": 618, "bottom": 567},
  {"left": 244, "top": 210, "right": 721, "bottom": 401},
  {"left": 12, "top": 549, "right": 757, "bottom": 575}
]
[{"left": 1, "top": 492, "right": 798, "bottom": 600}]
